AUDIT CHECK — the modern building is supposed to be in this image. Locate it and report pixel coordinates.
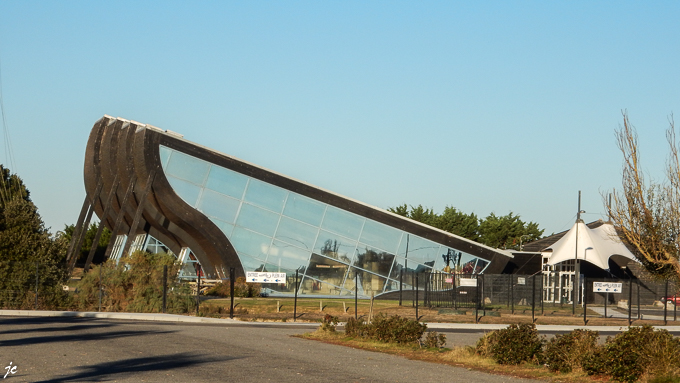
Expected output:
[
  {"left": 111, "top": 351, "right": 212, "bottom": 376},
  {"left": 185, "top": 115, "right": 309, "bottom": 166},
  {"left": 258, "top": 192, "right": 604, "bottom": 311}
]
[{"left": 67, "top": 115, "right": 515, "bottom": 298}]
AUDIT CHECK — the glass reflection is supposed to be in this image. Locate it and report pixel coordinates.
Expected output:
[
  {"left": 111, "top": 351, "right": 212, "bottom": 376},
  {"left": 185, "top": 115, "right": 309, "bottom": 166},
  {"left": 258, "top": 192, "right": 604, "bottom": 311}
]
[
  {"left": 244, "top": 178, "right": 287, "bottom": 213},
  {"left": 267, "top": 240, "right": 311, "bottom": 272},
  {"left": 230, "top": 227, "right": 271, "bottom": 261},
  {"left": 236, "top": 204, "right": 280, "bottom": 237},
  {"left": 166, "top": 150, "right": 210, "bottom": 186},
  {"left": 343, "top": 267, "right": 388, "bottom": 297},
  {"left": 321, "top": 206, "right": 364, "bottom": 240},
  {"left": 198, "top": 189, "right": 240, "bottom": 224},
  {"left": 167, "top": 176, "right": 202, "bottom": 207},
  {"left": 313, "top": 230, "right": 356, "bottom": 264},
  {"left": 305, "top": 254, "right": 348, "bottom": 293},
  {"left": 275, "top": 216, "right": 318, "bottom": 250},
  {"left": 205, "top": 165, "right": 248, "bottom": 199},
  {"left": 283, "top": 194, "right": 325, "bottom": 226},
  {"left": 160, "top": 145, "right": 499, "bottom": 297},
  {"left": 359, "top": 220, "right": 402, "bottom": 253},
  {"left": 353, "top": 246, "right": 395, "bottom": 280}
]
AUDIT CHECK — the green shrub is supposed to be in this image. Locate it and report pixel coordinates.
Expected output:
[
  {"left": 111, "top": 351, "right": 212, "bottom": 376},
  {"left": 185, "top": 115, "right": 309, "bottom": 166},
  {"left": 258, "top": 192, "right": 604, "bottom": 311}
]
[
  {"left": 344, "top": 317, "right": 365, "bottom": 337},
  {"left": 583, "top": 325, "right": 680, "bottom": 383},
  {"left": 75, "top": 251, "right": 194, "bottom": 313},
  {"left": 320, "top": 314, "right": 339, "bottom": 332},
  {"left": 475, "top": 331, "right": 499, "bottom": 358},
  {"left": 344, "top": 314, "right": 426, "bottom": 344},
  {"left": 476, "top": 323, "right": 543, "bottom": 365},
  {"left": 544, "top": 329, "right": 599, "bottom": 373},
  {"left": 205, "top": 278, "right": 262, "bottom": 298},
  {"left": 423, "top": 331, "right": 447, "bottom": 348}
]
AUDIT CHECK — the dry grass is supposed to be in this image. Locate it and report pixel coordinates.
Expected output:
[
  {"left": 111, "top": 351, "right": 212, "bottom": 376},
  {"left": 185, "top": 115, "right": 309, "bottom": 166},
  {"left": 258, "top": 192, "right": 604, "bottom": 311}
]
[
  {"left": 199, "top": 297, "right": 673, "bottom": 327},
  {"left": 300, "top": 331, "right": 603, "bottom": 382}
]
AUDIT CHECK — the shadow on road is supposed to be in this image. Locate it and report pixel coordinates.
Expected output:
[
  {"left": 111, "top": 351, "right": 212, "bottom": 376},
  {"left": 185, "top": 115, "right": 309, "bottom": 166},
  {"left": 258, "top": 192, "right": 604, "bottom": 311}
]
[
  {"left": 33, "top": 352, "right": 235, "bottom": 383},
  {"left": 0, "top": 328, "right": 176, "bottom": 347}
]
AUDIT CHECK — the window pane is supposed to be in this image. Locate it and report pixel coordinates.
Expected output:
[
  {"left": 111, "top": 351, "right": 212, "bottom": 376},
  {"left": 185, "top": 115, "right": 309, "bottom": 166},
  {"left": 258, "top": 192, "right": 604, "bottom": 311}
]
[
  {"left": 236, "top": 203, "right": 280, "bottom": 237},
  {"left": 299, "top": 276, "right": 348, "bottom": 296},
  {"left": 230, "top": 227, "right": 271, "bottom": 260},
  {"left": 165, "top": 150, "right": 209, "bottom": 186},
  {"left": 343, "top": 267, "right": 387, "bottom": 297},
  {"left": 396, "top": 235, "right": 440, "bottom": 267},
  {"left": 321, "top": 206, "right": 364, "bottom": 240},
  {"left": 167, "top": 176, "right": 202, "bottom": 207},
  {"left": 283, "top": 194, "right": 325, "bottom": 226},
  {"left": 353, "top": 246, "right": 395, "bottom": 279},
  {"left": 205, "top": 166, "right": 248, "bottom": 199},
  {"left": 208, "top": 216, "right": 234, "bottom": 238},
  {"left": 305, "top": 254, "right": 349, "bottom": 291},
  {"left": 198, "top": 189, "right": 241, "bottom": 224},
  {"left": 238, "top": 253, "right": 268, "bottom": 272},
  {"left": 244, "top": 178, "right": 287, "bottom": 213},
  {"left": 267, "top": 240, "right": 311, "bottom": 271},
  {"left": 275, "top": 216, "right": 318, "bottom": 251},
  {"left": 159, "top": 146, "right": 171, "bottom": 168},
  {"left": 359, "top": 220, "right": 402, "bottom": 253},
  {"left": 313, "top": 230, "right": 356, "bottom": 264}
]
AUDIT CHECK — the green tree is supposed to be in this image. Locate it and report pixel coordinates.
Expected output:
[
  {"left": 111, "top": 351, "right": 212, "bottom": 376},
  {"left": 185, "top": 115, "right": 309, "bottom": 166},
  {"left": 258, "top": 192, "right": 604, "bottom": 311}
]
[
  {"left": 62, "top": 223, "right": 112, "bottom": 266},
  {"left": 0, "top": 164, "right": 29, "bottom": 207},
  {"left": 0, "top": 166, "right": 69, "bottom": 308},
  {"left": 389, "top": 203, "right": 543, "bottom": 249},
  {"left": 478, "top": 212, "right": 543, "bottom": 249},
  {"left": 438, "top": 206, "right": 480, "bottom": 241}
]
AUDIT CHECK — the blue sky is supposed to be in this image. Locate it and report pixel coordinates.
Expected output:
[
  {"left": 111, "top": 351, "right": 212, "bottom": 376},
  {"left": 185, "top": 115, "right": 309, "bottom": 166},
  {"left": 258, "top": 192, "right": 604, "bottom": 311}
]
[{"left": 0, "top": 1, "right": 678, "bottom": 236}]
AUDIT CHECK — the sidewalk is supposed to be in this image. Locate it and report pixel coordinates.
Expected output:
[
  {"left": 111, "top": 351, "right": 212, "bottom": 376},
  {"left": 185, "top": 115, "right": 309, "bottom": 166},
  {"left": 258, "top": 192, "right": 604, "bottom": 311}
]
[{"left": 3, "top": 309, "right": 680, "bottom": 332}]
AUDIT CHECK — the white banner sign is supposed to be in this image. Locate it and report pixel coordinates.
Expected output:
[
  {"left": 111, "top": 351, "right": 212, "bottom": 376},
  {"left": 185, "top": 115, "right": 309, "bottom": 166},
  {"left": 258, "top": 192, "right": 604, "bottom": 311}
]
[
  {"left": 593, "top": 282, "right": 623, "bottom": 293},
  {"left": 246, "top": 272, "right": 287, "bottom": 284},
  {"left": 459, "top": 278, "right": 477, "bottom": 287}
]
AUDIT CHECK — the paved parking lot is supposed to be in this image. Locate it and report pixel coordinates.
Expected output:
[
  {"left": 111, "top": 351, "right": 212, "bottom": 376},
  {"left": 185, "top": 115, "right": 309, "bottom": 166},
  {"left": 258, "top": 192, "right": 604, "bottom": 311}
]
[{"left": 0, "top": 316, "right": 541, "bottom": 382}]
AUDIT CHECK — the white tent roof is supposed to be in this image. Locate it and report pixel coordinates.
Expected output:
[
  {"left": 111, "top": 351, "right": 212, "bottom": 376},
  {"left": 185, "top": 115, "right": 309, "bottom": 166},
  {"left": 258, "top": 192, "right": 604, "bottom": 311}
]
[{"left": 544, "top": 221, "right": 638, "bottom": 270}]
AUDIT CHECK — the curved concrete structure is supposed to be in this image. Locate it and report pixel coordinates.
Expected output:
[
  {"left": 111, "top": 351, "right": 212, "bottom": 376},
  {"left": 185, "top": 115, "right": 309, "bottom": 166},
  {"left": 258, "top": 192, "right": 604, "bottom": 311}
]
[{"left": 69, "top": 115, "right": 514, "bottom": 297}]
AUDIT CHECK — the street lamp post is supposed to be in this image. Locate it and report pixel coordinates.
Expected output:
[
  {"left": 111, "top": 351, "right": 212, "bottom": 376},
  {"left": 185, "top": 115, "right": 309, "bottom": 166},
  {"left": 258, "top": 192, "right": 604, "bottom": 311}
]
[{"left": 573, "top": 191, "right": 586, "bottom": 315}]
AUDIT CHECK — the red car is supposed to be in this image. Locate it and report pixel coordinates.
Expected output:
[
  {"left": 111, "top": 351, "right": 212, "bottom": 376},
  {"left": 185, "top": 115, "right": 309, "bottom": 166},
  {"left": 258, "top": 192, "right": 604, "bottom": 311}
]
[{"left": 661, "top": 296, "right": 680, "bottom": 305}]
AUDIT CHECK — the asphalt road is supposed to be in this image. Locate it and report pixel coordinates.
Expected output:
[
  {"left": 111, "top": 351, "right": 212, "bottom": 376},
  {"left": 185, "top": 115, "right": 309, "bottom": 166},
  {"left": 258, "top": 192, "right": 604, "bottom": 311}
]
[{"left": 0, "top": 316, "right": 542, "bottom": 383}]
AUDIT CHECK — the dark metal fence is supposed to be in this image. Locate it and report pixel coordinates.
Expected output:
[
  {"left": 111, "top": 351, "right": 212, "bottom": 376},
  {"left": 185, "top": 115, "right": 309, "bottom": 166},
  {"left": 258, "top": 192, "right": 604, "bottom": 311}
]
[{"left": 399, "top": 271, "right": 680, "bottom": 325}]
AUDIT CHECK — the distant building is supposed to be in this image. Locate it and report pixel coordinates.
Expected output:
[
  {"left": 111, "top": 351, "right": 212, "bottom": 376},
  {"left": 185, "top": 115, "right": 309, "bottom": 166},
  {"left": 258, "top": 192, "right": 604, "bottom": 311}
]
[{"left": 68, "top": 115, "right": 515, "bottom": 298}]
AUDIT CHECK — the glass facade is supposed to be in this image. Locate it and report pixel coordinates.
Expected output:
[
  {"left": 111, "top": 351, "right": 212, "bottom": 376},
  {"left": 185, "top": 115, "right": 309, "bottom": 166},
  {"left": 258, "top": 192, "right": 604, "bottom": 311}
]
[{"left": 159, "top": 145, "right": 490, "bottom": 297}]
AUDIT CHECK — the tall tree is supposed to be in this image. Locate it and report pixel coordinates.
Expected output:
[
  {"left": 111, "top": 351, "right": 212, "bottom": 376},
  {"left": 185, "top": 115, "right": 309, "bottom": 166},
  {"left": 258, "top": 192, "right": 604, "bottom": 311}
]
[
  {"left": 0, "top": 166, "right": 68, "bottom": 307},
  {"left": 477, "top": 212, "right": 543, "bottom": 249},
  {"left": 608, "top": 113, "right": 680, "bottom": 279},
  {"left": 388, "top": 204, "right": 542, "bottom": 248},
  {"left": 62, "top": 223, "right": 112, "bottom": 266}
]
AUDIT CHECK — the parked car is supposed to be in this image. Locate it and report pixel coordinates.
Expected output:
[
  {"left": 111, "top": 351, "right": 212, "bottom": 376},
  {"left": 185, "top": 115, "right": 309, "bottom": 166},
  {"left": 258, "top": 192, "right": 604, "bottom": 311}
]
[{"left": 660, "top": 295, "right": 680, "bottom": 305}]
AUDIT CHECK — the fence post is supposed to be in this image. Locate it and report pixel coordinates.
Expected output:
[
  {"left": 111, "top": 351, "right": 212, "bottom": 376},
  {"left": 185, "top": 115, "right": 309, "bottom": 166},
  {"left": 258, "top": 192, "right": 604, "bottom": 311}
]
[
  {"left": 196, "top": 264, "right": 201, "bottom": 316},
  {"left": 354, "top": 272, "right": 358, "bottom": 320},
  {"left": 229, "top": 268, "right": 235, "bottom": 319},
  {"left": 511, "top": 275, "right": 515, "bottom": 315},
  {"left": 664, "top": 279, "right": 669, "bottom": 326},
  {"left": 399, "top": 270, "right": 403, "bottom": 306},
  {"left": 583, "top": 276, "right": 587, "bottom": 325},
  {"left": 507, "top": 274, "right": 511, "bottom": 308},
  {"left": 411, "top": 272, "right": 415, "bottom": 308},
  {"left": 675, "top": 292, "right": 677, "bottom": 322},
  {"left": 628, "top": 278, "right": 633, "bottom": 326},
  {"left": 162, "top": 265, "right": 167, "bottom": 314},
  {"left": 415, "top": 274, "right": 419, "bottom": 320},
  {"left": 482, "top": 274, "right": 486, "bottom": 317},
  {"left": 604, "top": 290, "right": 608, "bottom": 319},
  {"left": 34, "top": 261, "right": 39, "bottom": 310},
  {"left": 98, "top": 263, "right": 103, "bottom": 312},
  {"left": 637, "top": 279, "right": 640, "bottom": 320},
  {"left": 531, "top": 275, "right": 536, "bottom": 323},
  {"left": 294, "top": 270, "right": 299, "bottom": 322},
  {"left": 475, "top": 275, "right": 479, "bottom": 323}
]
